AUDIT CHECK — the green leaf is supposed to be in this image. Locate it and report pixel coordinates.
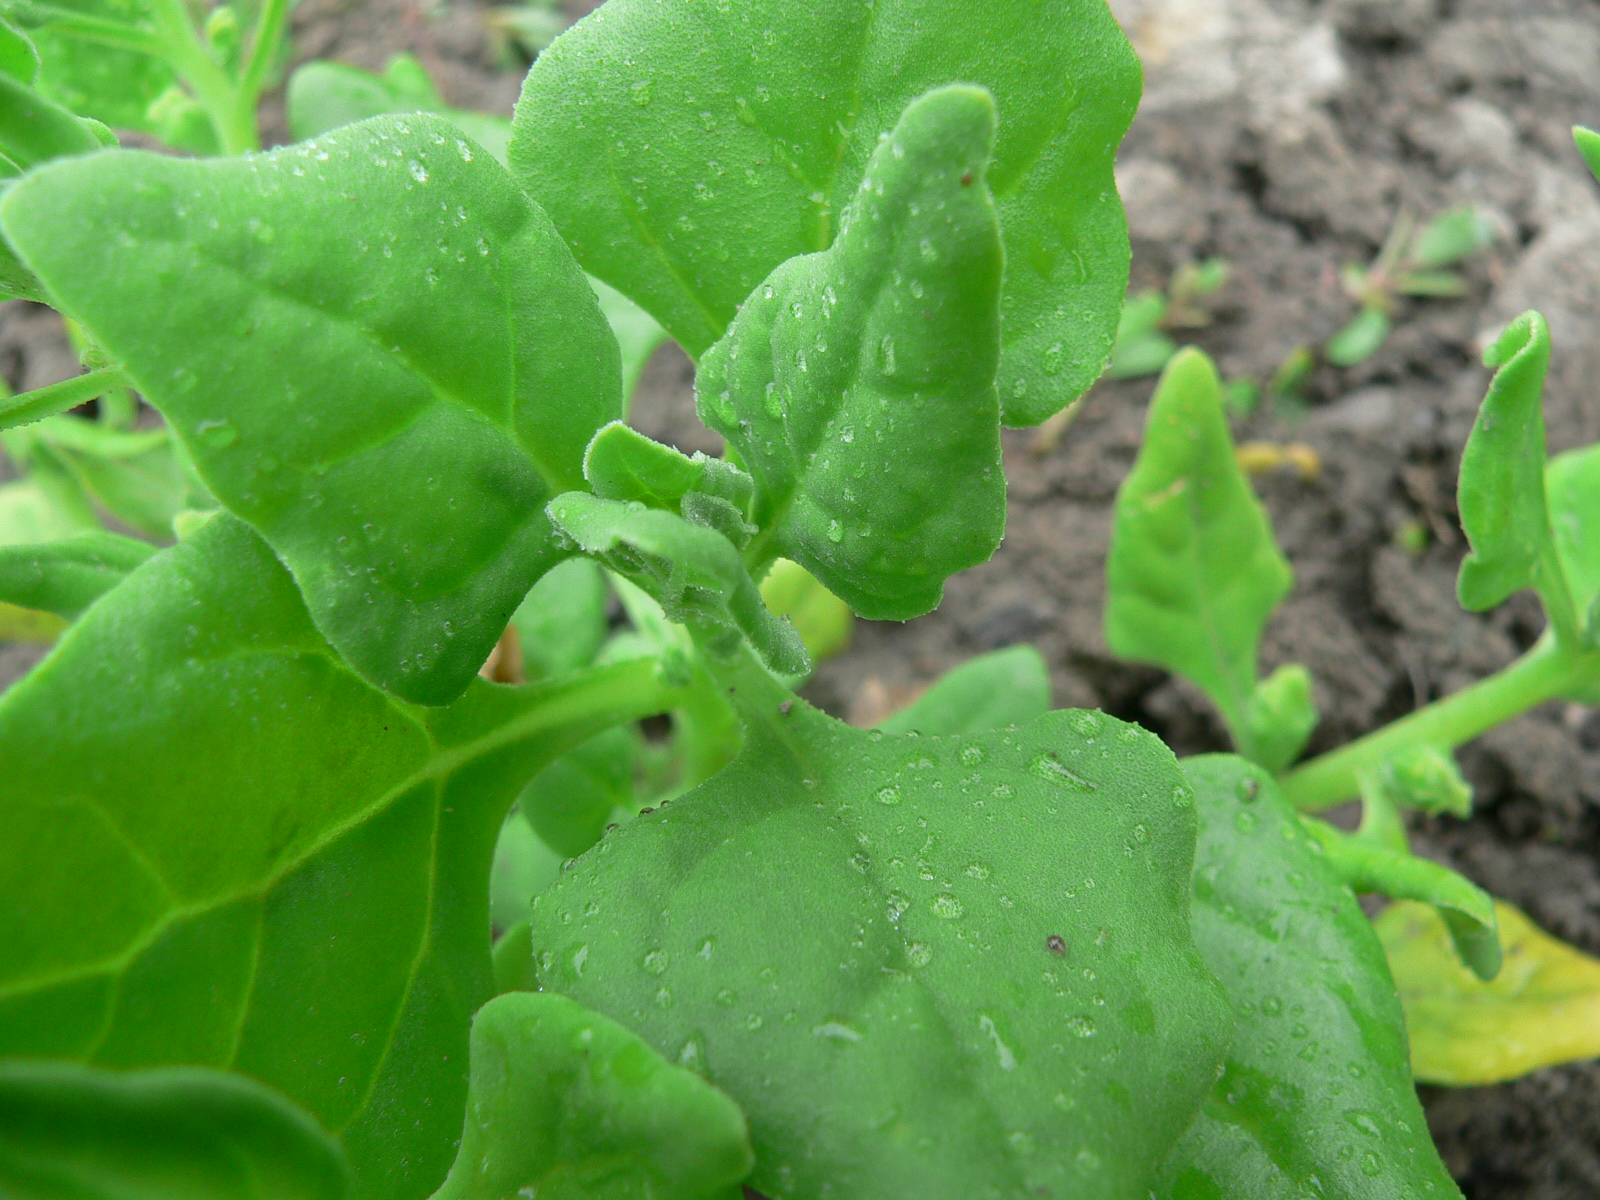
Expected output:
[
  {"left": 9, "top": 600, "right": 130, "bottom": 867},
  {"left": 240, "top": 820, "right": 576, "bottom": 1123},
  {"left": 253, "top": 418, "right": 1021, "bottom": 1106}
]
[
  {"left": 590, "top": 276, "right": 667, "bottom": 412},
  {"left": 1377, "top": 898, "right": 1600, "bottom": 1085},
  {"left": 0, "top": 477, "right": 95, "bottom": 544},
  {"left": 758, "top": 557, "right": 852, "bottom": 663},
  {"left": 491, "top": 814, "right": 562, "bottom": 933},
  {"left": 0, "top": 1059, "right": 348, "bottom": 1200},
  {"left": 1154, "top": 757, "right": 1461, "bottom": 1200},
  {"left": 1300, "top": 819, "right": 1501, "bottom": 981},
  {"left": 1409, "top": 206, "right": 1493, "bottom": 269},
  {"left": 1241, "top": 663, "right": 1318, "bottom": 773},
  {"left": 585, "top": 420, "right": 712, "bottom": 510},
  {"left": 1545, "top": 441, "right": 1600, "bottom": 639},
  {"left": 877, "top": 644, "right": 1051, "bottom": 737},
  {"left": 3, "top": 115, "right": 623, "bottom": 704},
  {"left": 0, "top": 513, "right": 682, "bottom": 1199},
  {"left": 547, "top": 491, "right": 807, "bottom": 678},
  {"left": 1362, "top": 744, "right": 1472, "bottom": 818},
  {"left": 433, "top": 992, "right": 754, "bottom": 1200},
  {"left": 0, "top": 17, "right": 41, "bottom": 84},
  {"left": 0, "top": 528, "right": 152, "bottom": 618},
  {"left": 492, "top": 921, "right": 539, "bottom": 994},
  {"left": 511, "top": 555, "right": 611, "bottom": 681},
  {"left": 24, "top": 1, "right": 175, "bottom": 135},
  {"left": 1575, "top": 125, "right": 1600, "bottom": 186},
  {"left": 1106, "top": 330, "right": 1178, "bottom": 381},
  {"left": 1455, "top": 311, "right": 1577, "bottom": 639},
  {"left": 29, "top": 417, "right": 208, "bottom": 539},
  {"left": 510, "top": 0, "right": 1139, "bottom": 426},
  {"left": 518, "top": 723, "right": 639, "bottom": 857},
  {"left": 695, "top": 86, "right": 1005, "bottom": 620},
  {"left": 1392, "top": 269, "right": 1468, "bottom": 298},
  {"left": 0, "top": 67, "right": 99, "bottom": 168},
  {"left": 1105, "top": 348, "right": 1292, "bottom": 755},
  {"left": 1324, "top": 306, "right": 1391, "bottom": 367},
  {"left": 286, "top": 56, "right": 513, "bottom": 165},
  {"left": 529, "top": 654, "right": 1232, "bottom": 1200}
]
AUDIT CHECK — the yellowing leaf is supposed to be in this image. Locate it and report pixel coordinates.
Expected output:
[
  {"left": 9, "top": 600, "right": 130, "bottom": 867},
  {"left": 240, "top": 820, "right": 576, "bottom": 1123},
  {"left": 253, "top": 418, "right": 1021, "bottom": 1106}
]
[{"left": 1375, "top": 898, "right": 1600, "bottom": 1085}]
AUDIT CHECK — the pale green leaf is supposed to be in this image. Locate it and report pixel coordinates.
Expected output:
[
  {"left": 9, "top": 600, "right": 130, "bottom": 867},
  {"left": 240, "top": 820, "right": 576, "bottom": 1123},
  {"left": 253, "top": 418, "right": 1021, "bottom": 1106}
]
[
  {"left": 3, "top": 115, "right": 622, "bottom": 704},
  {"left": 511, "top": 556, "right": 610, "bottom": 681},
  {"left": 0, "top": 528, "right": 152, "bottom": 618},
  {"left": 876, "top": 644, "right": 1051, "bottom": 737},
  {"left": 696, "top": 86, "right": 1005, "bottom": 620},
  {"left": 758, "top": 557, "right": 852, "bottom": 663}
]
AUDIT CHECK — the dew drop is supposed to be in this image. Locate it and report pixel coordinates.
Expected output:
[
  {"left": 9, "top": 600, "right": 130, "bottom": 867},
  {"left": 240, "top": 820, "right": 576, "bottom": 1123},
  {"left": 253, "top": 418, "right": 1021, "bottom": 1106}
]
[
  {"left": 931, "top": 894, "right": 964, "bottom": 920},
  {"left": 961, "top": 745, "right": 985, "bottom": 766},
  {"left": 907, "top": 942, "right": 933, "bottom": 967},
  {"left": 642, "top": 949, "right": 670, "bottom": 975},
  {"left": 827, "top": 519, "right": 844, "bottom": 544},
  {"left": 196, "top": 418, "right": 238, "bottom": 449},
  {"left": 876, "top": 785, "right": 901, "bottom": 806}
]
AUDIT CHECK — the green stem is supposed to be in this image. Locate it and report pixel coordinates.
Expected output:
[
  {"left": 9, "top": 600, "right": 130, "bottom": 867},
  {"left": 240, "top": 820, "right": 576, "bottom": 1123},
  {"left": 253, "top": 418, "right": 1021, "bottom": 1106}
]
[
  {"left": 146, "top": 0, "right": 258, "bottom": 155},
  {"left": 1282, "top": 636, "right": 1600, "bottom": 811},
  {"left": 236, "top": 0, "right": 289, "bottom": 101},
  {"left": 0, "top": 366, "right": 133, "bottom": 432}
]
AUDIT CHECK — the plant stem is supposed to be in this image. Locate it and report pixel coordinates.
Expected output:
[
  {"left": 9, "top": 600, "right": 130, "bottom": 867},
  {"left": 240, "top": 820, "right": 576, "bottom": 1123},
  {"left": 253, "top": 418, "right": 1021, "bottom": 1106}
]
[
  {"left": 237, "top": 0, "right": 290, "bottom": 101},
  {"left": 1281, "top": 635, "right": 1600, "bottom": 811},
  {"left": 0, "top": 366, "right": 132, "bottom": 432},
  {"left": 146, "top": 0, "right": 259, "bottom": 155}
]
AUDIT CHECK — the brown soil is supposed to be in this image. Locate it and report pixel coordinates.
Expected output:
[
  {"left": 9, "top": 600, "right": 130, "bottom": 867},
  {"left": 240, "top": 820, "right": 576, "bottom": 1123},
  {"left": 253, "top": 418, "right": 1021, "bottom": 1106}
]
[{"left": 5, "top": 0, "right": 1600, "bottom": 1193}]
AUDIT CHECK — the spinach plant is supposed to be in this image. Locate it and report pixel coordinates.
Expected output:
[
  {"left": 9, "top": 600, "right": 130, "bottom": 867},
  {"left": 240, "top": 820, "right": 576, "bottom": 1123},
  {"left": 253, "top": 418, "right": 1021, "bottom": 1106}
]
[{"left": 0, "top": 4, "right": 1584, "bottom": 1199}]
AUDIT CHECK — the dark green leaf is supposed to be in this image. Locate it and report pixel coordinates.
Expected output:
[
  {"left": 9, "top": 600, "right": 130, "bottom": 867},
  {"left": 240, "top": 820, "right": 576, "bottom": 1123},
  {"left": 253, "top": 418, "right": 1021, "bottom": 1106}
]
[
  {"left": 0, "top": 514, "right": 681, "bottom": 1199},
  {"left": 510, "top": 0, "right": 1140, "bottom": 425},
  {"left": 877, "top": 644, "right": 1051, "bottom": 737},
  {"left": 547, "top": 491, "right": 806, "bottom": 677},
  {"left": 0, "top": 1059, "right": 347, "bottom": 1200},
  {"left": 1301, "top": 818, "right": 1501, "bottom": 981},
  {"left": 3, "top": 115, "right": 622, "bottom": 704},
  {"left": 1153, "top": 756, "right": 1462, "bottom": 1200},
  {"left": 1324, "top": 306, "right": 1391, "bottom": 367},
  {"left": 1105, "top": 348, "right": 1292, "bottom": 757},
  {"left": 529, "top": 654, "right": 1232, "bottom": 1200},
  {"left": 511, "top": 555, "right": 611, "bottom": 680},
  {"left": 1241, "top": 663, "right": 1318, "bottom": 774},
  {"left": 433, "top": 992, "right": 753, "bottom": 1200},
  {"left": 518, "top": 723, "right": 638, "bottom": 857},
  {"left": 695, "top": 86, "right": 1005, "bottom": 620},
  {"left": 1456, "top": 311, "right": 1578, "bottom": 639},
  {"left": 0, "top": 528, "right": 152, "bottom": 618}
]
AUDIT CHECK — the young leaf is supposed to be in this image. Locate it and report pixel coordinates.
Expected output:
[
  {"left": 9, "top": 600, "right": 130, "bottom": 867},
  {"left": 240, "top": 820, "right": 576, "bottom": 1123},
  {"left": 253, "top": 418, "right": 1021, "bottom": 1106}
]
[
  {"left": 1154, "top": 757, "right": 1461, "bottom": 1200},
  {"left": 584, "top": 421, "right": 709, "bottom": 510},
  {"left": 1241, "top": 662, "right": 1318, "bottom": 773},
  {"left": 1545, "top": 442, "right": 1600, "bottom": 638},
  {"left": 1105, "top": 348, "right": 1292, "bottom": 756},
  {"left": 1410, "top": 206, "right": 1493, "bottom": 269},
  {"left": 1365, "top": 744, "right": 1473, "bottom": 818},
  {"left": 0, "top": 514, "right": 683, "bottom": 1200},
  {"left": 0, "top": 1060, "right": 348, "bottom": 1200},
  {"left": 433, "top": 992, "right": 754, "bottom": 1200},
  {"left": 3, "top": 115, "right": 622, "bottom": 704},
  {"left": 1324, "top": 305, "right": 1391, "bottom": 367},
  {"left": 0, "top": 529, "right": 153, "bottom": 618},
  {"left": 517, "top": 723, "right": 639, "bottom": 857},
  {"left": 23, "top": 1, "right": 176, "bottom": 137},
  {"left": 529, "top": 657, "right": 1232, "bottom": 1200},
  {"left": 1377, "top": 898, "right": 1600, "bottom": 1085},
  {"left": 547, "top": 491, "right": 806, "bottom": 677},
  {"left": 876, "top": 644, "right": 1052, "bottom": 737},
  {"left": 1300, "top": 819, "right": 1501, "bottom": 981},
  {"left": 510, "top": 0, "right": 1140, "bottom": 425},
  {"left": 511, "top": 556, "right": 611, "bottom": 680},
  {"left": 758, "top": 558, "right": 853, "bottom": 663},
  {"left": 1455, "top": 311, "right": 1579, "bottom": 640},
  {"left": 1575, "top": 125, "right": 1600, "bottom": 185},
  {"left": 696, "top": 86, "right": 1005, "bottom": 620}
]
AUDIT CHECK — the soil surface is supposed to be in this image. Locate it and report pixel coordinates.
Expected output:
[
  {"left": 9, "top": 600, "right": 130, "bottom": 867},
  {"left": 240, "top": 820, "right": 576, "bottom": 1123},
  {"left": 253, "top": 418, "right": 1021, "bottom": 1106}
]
[{"left": 6, "top": 0, "right": 1600, "bottom": 1193}]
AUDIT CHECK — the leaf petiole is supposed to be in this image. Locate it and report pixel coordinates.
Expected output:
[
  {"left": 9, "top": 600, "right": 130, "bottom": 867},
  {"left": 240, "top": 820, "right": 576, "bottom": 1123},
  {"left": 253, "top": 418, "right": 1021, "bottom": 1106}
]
[{"left": 0, "top": 365, "right": 132, "bottom": 432}]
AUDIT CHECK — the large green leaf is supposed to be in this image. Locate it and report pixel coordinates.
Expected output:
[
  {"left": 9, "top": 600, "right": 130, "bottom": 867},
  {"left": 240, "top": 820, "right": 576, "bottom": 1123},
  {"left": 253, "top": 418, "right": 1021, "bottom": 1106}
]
[
  {"left": 695, "top": 85, "right": 1004, "bottom": 619},
  {"left": 22, "top": 0, "right": 175, "bottom": 135},
  {"left": 1154, "top": 756, "right": 1461, "bottom": 1200},
  {"left": 0, "top": 528, "right": 153, "bottom": 618},
  {"left": 510, "top": 0, "right": 1139, "bottom": 425},
  {"left": 877, "top": 644, "right": 1051, "bottom": 737},
  {"left": 3, "top": 114, "right": 621, "bottom": 704},
  {"left": 0, "top": 1059, "right": 347, "bottom": 1200},
  {"left": 1105, "top": 349, "right": 1291, "bottom": 759},
  {"left": 528, "top": 651, "right": 1231, "bottom": 1200},
  {"left": 0, "top": 514, "right": 681, "bottom": 1200},
  {"left": 1456, "top": 311, "right": 1577, "bottom": 637},
  {"left": 433, "top": 992, "right": 753, "bottom": 1200}
]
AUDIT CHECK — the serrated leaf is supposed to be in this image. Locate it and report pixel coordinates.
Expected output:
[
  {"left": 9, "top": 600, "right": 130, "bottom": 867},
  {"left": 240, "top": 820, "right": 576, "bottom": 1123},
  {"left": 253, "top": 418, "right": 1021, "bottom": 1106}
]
[
  {"left": 547, "top": 491, "right": 806, "bottom": 677},
  {"left": 0, "top": 528, "right": 152, "bottom": 618},
  {"left": 1154, "top": 757, "right": 1461, "bottom": 1200},
  {"left": 695, "top": 86, "right": 1004, "bottom": 620},
  {"left": 1301, "top": 819, "right": 1501, "bottom": 981},
  {"left": 433, "top": 992, "right": 753, "bottom": 1200},
  {"left": 0, "top": 514, "right": 682, "bottom": 1200},
  {"left": 510, "top": 0, "right": 1138, "bottom": 426},
  {"left": 0, "top": 1059, "right": 348, "bottom": 1200},
  {"left": 1106, "top": 348, "right": 1292, "bottom": 758},
  {"left": 1241, "top": 663, "right": 1318, "bottom": 774},
  {"left": 1456, "top": 311, "right": 1575, "bottom": 636},
  {"left": 758, "top": 558, "right": 852, "bottom": 663},
  {"left": 1377, "top": 898, "right": 1600, "bottom": 1085},
  {"left": 529, "top": 656, "right": 1231, "bottom": 1200},
  {"left": 3, "top": 115, "right": 622, "bottom": 704},
  {"left": 877, "top": 644, "right": 1051, "bottom": 737}
]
